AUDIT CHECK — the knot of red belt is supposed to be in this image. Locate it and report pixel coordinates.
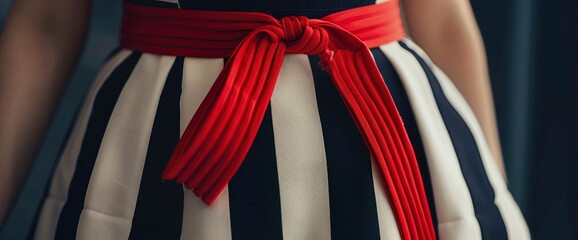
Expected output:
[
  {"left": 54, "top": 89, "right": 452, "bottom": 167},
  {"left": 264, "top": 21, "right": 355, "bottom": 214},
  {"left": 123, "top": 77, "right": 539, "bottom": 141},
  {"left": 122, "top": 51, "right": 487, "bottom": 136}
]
[
  {"left": 280, "top": 16, "right": 337, "bottom": 69},
  {"left": 121, "top": 1, "right": 436, "bottom": 239},
  {"left": 280, "top": 16, "right": 310, "bottom": 42},
  {"left": 278, "top": 16, "right": 333, "bottom": 60}
]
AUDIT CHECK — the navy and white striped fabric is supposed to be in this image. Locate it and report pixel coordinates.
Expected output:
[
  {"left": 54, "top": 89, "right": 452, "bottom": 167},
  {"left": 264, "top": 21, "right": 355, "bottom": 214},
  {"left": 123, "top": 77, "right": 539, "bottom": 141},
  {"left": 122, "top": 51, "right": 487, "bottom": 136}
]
[{"left": 32, "top": 1, "right": 530, "bottom": 239}]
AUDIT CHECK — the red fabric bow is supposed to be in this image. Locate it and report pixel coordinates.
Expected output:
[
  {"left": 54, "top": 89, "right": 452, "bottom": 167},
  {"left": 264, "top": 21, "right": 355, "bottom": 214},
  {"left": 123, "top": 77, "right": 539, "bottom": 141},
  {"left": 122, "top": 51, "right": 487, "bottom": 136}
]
[{"left": 122, "top": 1, "right": 436, "bottom": 239}]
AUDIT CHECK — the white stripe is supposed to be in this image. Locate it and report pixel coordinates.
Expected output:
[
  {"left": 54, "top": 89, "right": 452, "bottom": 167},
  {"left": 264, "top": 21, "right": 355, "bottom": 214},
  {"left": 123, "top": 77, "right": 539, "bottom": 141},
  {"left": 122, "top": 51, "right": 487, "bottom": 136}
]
[
  {"left": 75, "top": 54, "right": 176, "bottom": 239},
  {"left": 402, "top": 40, "right": 530, "bottom": 240},
  {"left": 379, "top": 42, "right": 483, "bottom": 240},
  {"left": 179, "top": 57, "right": 232, "bottom": 240},
  {"left": 371, "top": 157, "right": 402, "bottom": 240},
  {"left": 270, "top": 54, "right": 331, "bottom": 239},
  {"left": 33, "top": 50, "right": 133, "bottom": 240}
]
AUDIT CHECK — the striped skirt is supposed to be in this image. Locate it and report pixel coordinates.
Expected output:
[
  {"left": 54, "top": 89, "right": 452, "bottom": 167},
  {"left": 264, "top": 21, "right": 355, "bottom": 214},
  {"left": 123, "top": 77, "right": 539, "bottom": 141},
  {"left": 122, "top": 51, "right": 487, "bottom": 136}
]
[{"left": 32, "top": 39, "right": 530, "bottom": 239}]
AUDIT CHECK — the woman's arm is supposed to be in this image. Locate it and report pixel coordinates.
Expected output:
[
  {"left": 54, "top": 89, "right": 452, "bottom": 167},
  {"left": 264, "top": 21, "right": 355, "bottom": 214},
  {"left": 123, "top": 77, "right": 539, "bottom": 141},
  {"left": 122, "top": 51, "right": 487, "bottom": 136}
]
[
  {"left": 0, "top": 0, "right": 91, "bottom": 227},
  {"left": 401, "top": 0, "right": 506, "bottom": 177}
]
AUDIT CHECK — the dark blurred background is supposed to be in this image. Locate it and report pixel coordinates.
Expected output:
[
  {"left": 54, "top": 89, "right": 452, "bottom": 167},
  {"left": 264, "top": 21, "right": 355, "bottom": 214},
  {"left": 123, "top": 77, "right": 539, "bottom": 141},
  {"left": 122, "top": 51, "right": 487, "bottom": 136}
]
[{"left": 1, "top": 0, "right": 576, "bottom": 239}]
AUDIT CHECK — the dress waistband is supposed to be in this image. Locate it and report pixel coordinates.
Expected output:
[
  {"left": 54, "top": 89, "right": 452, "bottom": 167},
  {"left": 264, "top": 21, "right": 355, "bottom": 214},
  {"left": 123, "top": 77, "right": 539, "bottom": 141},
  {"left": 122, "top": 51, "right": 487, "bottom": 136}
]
[
  {"left": 120, "top": 1, "right": 435, "bottom": 239},
  {"left": 121, "top": 1, "right": 404, "bottom": 57}
]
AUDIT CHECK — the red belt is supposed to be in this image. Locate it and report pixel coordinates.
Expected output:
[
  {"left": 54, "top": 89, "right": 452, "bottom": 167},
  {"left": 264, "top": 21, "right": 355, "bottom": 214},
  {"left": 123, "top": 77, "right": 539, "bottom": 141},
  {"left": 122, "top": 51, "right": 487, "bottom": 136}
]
[{"left": 121, "top": 1, "right": 435, "bottom": 239}]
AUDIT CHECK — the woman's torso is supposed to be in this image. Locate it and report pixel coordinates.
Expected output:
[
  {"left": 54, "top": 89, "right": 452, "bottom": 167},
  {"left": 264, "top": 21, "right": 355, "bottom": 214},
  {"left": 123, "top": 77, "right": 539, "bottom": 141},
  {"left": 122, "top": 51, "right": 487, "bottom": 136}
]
[
  {"left": 31, "top": 0, "right": 531, "bottom": 239},
  {"left": 125, "top": 0, "right": 381, "bottom": 18}
]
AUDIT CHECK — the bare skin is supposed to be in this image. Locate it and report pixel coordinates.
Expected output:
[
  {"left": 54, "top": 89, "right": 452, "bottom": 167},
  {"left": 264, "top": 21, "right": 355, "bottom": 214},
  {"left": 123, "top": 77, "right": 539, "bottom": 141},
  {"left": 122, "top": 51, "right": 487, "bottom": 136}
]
[
  {"left": 0, "top": 0, "right": 91, "bottom": 227},
  {"left": 0, "top": 0, "right": 504, "bottom": 228}
]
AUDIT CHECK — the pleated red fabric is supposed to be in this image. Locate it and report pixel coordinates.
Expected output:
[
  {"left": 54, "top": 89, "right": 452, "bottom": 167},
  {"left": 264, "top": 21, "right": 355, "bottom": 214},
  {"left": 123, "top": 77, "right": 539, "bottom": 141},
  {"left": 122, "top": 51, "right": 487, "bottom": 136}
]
[{"left": 121, "top": 1, "right": 435, "bottom": 239}]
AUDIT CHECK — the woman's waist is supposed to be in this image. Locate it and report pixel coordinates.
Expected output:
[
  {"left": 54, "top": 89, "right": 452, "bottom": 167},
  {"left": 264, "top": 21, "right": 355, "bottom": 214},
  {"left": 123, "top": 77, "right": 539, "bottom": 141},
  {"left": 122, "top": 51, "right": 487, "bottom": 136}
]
[
  {"left": 120, "top": 0, "right": 404, "bottom": 58},
  {"left": 125, "top": 0, "right": 378, "bottom": 18}
]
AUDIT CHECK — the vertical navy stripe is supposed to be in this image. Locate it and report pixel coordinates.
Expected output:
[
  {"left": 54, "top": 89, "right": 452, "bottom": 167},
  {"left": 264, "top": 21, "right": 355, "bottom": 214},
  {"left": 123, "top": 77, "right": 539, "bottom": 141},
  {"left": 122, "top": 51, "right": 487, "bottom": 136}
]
[
  {"left": 399, "top": 41, "right": 507, "bottom": 239},
  {"left": 128, "top": 57, "right": 184, "bottom": 239},
  {"left": 309, "top": 55, "right": 381, "bottom": 240},
  {"left": 371, "top": 48, "right": 439, "bottom": 238},
  {"left": 228, "top": 106, "right": 284, "bottom": 240},
  {"left": 54, "top": 52, "right": 142, "bottom": 240}
]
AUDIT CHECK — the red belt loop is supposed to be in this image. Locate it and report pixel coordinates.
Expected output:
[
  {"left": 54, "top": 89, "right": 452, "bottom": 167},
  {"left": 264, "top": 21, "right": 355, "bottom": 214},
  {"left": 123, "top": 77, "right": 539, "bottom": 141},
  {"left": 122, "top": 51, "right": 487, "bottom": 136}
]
[{"left": 121, "top": 1, "right": 436, "bottom": 239}]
